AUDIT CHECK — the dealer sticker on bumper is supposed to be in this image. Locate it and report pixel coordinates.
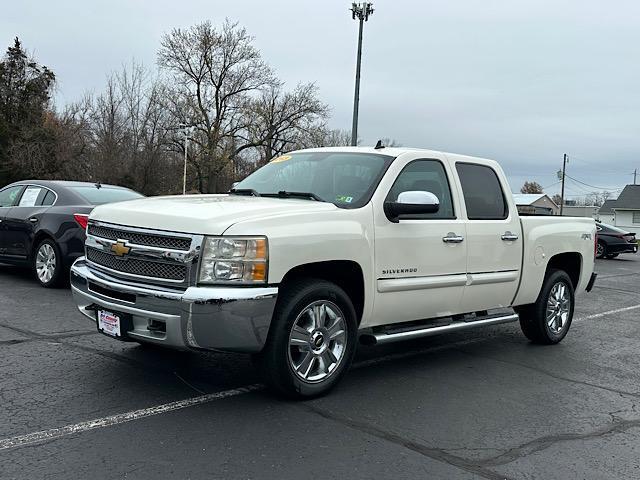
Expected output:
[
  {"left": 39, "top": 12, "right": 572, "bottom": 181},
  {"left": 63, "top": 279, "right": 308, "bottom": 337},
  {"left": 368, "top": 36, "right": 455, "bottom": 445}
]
[{"left": 98, "top": 310, "right": 121, "bottom": 337}]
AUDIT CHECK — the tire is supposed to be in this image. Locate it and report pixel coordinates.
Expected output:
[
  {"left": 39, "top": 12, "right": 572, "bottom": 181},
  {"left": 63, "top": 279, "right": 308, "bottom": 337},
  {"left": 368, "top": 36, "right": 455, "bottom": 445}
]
[
  {"left": 596, "top": 241, "right": 606, "bottom": 258},
  {"left": 518, "top": 269, "right": 575, "bottom": 345},
  {"left": 254, "top": 278, "right": 358, "bottom": 399},
  {"left": 32, "top": 238, "right": 65, "bottom": 288}
]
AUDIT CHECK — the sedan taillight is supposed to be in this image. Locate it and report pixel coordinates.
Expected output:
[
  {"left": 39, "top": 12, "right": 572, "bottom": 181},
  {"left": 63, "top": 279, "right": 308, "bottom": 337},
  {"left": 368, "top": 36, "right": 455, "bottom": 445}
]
[{"left": 73, "top": 213, "right": 89, "bottom": 230}]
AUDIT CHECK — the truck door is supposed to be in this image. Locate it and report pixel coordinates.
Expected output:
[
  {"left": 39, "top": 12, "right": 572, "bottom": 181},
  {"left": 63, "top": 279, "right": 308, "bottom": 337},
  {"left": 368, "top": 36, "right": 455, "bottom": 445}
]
[
  {"left": 372, "top": 156, "right": 468, "bottom": 327},
  {"left": 455, "top": 162, "right": 521, "bottom": 312}
]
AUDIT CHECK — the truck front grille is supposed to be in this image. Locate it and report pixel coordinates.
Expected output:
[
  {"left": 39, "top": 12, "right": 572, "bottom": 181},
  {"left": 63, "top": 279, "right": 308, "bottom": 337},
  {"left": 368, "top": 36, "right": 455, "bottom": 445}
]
[
  {"left": 86, "top": 247, "right": 187, "bottom": 281},
  {"left": 87, "top": 224, "right": 191, "bottom": 251}
]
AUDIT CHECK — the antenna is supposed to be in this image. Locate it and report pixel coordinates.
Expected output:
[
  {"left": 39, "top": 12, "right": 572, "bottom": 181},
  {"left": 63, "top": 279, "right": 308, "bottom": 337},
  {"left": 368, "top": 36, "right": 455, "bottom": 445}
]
[{"left": 374, "top": 139, "right": 385, "bottom": 149}]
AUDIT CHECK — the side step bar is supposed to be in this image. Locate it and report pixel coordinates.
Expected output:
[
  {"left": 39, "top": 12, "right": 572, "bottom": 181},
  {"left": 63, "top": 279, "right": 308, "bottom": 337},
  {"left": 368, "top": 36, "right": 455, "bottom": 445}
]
[{"left": 360, "top": 313, "right": 519, "bottom": 346}]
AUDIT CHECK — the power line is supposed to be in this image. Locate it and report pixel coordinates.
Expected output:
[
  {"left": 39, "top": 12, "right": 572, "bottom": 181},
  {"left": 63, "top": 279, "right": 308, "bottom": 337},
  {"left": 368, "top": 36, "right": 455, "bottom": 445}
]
[{"left": 564, "top": 174, "right": 622, "bottom": 191}]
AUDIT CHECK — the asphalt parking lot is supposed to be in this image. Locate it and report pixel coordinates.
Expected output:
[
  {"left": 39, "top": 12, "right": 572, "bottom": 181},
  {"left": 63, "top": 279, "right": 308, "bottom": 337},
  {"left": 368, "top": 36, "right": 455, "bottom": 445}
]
[{"left": 2, "top": 257, "right": 640, "bottom": 480}]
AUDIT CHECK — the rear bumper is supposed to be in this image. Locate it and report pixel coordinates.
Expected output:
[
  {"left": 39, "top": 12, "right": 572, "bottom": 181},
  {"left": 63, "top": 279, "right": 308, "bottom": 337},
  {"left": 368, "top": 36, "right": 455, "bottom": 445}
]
[
  {"left": 586, "top": 272, "right": 597, "bottom": 293},
  {"left": 70, "top": 258, "right": 278, "bottom": 353},
  {"left": 607, "top": 243, "right": 638, "bottom": 254}
]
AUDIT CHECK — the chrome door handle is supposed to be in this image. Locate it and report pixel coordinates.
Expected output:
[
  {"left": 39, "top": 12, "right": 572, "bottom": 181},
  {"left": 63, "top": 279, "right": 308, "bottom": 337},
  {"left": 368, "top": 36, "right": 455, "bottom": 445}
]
[
  {"left": 29, "top": 217, "right": 38, "bottom": 223},
  {"left": 501, "top": 231, "right": 519, "bottom": 241},
  {"left": 443, "top": 233, "right": 464, "bottom": 243}
]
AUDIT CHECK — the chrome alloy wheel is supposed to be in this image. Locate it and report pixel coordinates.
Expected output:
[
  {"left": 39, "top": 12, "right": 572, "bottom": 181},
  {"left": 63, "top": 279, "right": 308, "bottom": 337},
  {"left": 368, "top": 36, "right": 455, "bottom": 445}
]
[
  {"left": 287, "top": 300, "right": 347, "bottom": 383},
  {"left": 546, "top": 282, "right": 571, "bottom": 334},
  {"left": 596, "top": 242, "right": 604, "bottom": 257},
  {"left": 35, "top": 243, "right": 57, "bottom": 284}
]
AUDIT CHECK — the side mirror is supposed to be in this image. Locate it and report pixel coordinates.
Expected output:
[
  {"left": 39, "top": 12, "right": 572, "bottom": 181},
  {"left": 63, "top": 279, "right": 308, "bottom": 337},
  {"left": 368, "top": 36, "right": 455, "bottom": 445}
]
[{"left": 384, "top": 191, "right": 440, "bottom": 223}]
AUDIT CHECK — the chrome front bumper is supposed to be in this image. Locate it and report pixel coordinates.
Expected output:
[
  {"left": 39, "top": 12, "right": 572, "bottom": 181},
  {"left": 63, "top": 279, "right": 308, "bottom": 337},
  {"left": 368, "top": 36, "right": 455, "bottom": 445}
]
[{"left": 70, "top": 258, "right": 278, "bottom": 353}]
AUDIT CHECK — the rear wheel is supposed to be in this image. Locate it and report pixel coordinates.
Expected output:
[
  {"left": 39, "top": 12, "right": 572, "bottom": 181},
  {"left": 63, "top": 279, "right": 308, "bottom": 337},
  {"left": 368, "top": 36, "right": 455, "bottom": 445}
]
[
  {"left": 518, "top": 269, "right": 574, "bottom": 344},
  {"left": 33, "top": 239, "right": 65, "bottom": 288},
  {"left": 596, "top": 241, "right": 606, "bottom": 258},
  {"left": 254, "top": 278, "right": 357, "bottom": 399}
]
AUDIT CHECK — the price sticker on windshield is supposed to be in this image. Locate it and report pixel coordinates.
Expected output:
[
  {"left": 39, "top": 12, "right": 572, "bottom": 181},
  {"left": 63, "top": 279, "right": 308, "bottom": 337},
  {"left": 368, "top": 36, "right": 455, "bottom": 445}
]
[{"left": 271, "top": 155, "right": 292, "bottom": 163}]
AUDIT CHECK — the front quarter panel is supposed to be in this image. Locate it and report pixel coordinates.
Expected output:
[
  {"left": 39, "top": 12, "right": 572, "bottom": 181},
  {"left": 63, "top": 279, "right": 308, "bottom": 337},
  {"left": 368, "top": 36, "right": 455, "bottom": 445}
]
[{"left": 223, "top": 204, "right": 375, "bottom": 324}]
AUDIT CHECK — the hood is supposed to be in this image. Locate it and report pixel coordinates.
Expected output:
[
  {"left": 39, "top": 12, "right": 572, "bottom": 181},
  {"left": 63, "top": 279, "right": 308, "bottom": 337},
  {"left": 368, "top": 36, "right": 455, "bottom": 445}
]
[{"left": 89, "top": 194, "right": 338, "bottom": 235}]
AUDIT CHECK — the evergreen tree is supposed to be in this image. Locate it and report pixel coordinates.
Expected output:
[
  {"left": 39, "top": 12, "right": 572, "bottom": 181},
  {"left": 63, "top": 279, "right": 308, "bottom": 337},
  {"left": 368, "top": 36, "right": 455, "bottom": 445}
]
[{"left": 0, "top": 37, "right": 55, "bottom": 185}]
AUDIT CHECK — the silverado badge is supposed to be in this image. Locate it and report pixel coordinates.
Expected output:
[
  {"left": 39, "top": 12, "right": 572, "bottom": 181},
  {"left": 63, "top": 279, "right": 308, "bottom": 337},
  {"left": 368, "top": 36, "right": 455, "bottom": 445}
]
[{"left": 111, "top": 241, "right": 131, "bottom": 257}]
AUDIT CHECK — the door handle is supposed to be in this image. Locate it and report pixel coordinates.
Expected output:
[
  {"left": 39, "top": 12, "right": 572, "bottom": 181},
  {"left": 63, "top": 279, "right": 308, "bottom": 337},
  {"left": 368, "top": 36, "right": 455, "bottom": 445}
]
[
  {"left": 443, "top": 233, "right": 464, "bottom": 243},
  {"left": 29, "top": 217, "right": 38, "bottom": 223},
  {"left": 501, "top": 231, "right": 519, "bottom": 241}
]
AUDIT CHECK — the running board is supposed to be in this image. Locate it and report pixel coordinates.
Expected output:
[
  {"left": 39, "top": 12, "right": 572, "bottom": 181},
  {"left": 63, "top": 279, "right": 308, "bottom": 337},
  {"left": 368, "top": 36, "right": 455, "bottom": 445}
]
[{"left": 360, "top": 313, "right": 519, "bottom": 346}]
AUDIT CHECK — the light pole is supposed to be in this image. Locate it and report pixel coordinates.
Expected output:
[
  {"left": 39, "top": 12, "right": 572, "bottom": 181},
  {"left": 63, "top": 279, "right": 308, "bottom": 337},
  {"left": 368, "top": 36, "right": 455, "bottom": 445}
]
[
  {"left": 350, "top": 2, "right": 374, "bottom": 147},
  {"left": 180, "top": 124, "right": 195, "bottom": 195}
]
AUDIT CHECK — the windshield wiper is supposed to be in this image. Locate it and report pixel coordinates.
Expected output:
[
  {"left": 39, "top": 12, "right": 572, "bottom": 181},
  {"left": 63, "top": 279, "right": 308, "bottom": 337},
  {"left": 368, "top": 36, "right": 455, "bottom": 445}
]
[
  {"left": 229, "top": 188, "right": 261, "bottom": 197},
  {"left": 263, "top": 191, "right": 325, "bottom": 202}
]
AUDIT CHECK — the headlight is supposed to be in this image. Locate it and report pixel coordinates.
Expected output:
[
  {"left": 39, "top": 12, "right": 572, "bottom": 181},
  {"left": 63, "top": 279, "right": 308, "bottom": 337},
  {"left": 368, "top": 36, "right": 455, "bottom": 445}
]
[{"left": 198, "top": 237, "right": 268, "bottom": 284}]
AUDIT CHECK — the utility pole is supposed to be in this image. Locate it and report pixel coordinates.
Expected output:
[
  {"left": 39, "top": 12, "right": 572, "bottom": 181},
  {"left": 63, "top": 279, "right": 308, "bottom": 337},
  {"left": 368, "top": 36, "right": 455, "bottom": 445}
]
[
  {"left": 350, "top": 2, "right": 374, "bottom": 147},
  {"left": 180, "top": 124, "right": 195, "bottom": 195},
  {"left": 634, "top": 168, "right": 637, "bottom": 185},
  {"left": 560, "top": 153, "right": 568, "bottom": 215}
]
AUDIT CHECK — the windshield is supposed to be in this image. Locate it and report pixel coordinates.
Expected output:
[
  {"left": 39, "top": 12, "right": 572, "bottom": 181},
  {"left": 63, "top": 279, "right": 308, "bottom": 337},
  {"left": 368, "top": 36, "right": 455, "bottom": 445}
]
[
  {"left": 70, "top": 186, "right": 143, "bottom": 205},
  {"left": 234, "top": 152, "right": 395, "bottom": 208}
]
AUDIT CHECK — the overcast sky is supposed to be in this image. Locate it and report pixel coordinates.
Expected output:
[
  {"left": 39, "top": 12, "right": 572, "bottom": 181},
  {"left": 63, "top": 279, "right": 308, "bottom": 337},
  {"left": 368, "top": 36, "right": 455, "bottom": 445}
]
[{"left": 3, "top": 0, "right": 639, "bottom": 199}]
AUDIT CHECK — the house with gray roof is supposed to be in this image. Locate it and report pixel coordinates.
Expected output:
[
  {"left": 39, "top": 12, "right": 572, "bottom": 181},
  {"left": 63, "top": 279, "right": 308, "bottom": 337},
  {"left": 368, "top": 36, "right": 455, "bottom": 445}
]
[
  {"left": 598, "top": 199, "right": 616, "bottom": 224},
  {"left": 597, "top": 185, "right": 640, "bottom": 229},
  {"left": 512, "top": 193, "right": 559, "bottom": 215}
]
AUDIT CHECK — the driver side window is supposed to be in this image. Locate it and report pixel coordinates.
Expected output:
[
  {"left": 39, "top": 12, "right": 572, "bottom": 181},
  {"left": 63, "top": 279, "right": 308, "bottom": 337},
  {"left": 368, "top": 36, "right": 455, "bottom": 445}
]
[{"left": 386, "top": 159, "right": 455, "bottom": 220}]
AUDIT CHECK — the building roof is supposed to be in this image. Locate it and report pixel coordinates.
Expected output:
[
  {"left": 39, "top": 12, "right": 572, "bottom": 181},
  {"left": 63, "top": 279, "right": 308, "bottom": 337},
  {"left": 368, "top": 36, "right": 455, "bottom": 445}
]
[
  {"left": 599, "top": 199, "right": 617, "bottom": 214},
  {"left": 512, "top": 193, "right": 546, "bottom": 204},
  {"left": 512, "top": 193, "right": 558, "bottom": 208},
  {"left": 610, "top": 185, "right": 640, "bottom": 210}
]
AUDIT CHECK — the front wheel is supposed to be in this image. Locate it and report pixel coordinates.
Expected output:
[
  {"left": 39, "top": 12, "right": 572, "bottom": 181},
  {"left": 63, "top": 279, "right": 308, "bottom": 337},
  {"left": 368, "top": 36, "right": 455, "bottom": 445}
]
[
  {"left": 254, "top": 278, "right": 358, "bottom": 399},
  {"left": 33, "top": 239, "right": 65, "bottom": 288},
  {"left": 596, "top": 241, "right": 606, "bottom": 258},
  {"left": 518, "top": 269, "right": 575, "bottom": 344}
]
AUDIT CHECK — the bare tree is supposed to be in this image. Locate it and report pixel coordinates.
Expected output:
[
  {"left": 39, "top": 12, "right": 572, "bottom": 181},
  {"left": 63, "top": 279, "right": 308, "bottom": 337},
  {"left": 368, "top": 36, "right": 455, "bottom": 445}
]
[
  {"left": 158, "top": 20, "right": 276, "bottom": 192},
  {"left": 521, "top": 181, "right": 543, "bottom": 194},
  {"left": 246, "top": 82, "right": 329, "bottom": 165}
]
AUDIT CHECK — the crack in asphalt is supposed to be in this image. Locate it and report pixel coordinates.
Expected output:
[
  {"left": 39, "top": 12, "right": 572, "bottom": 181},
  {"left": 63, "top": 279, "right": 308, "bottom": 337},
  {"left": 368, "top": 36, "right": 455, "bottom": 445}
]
[
  {"left": 0, "top": 322, "right": 99, "bottom": 342},
  {"left": 475, "top": 417, "right": 640, "bottom": 467},
  {"left": 592, "top": 285, "right": 640, "bottom": 295},
  {"left": 299, "top": 403, "right": 512, "bottom": 480},
  {"left": 453, "top": 347, "right": 640, "bottom": 400}
]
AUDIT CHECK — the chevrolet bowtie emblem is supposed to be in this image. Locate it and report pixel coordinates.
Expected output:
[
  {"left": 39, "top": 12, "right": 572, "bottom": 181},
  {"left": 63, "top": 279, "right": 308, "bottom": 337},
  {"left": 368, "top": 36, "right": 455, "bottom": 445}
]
[{"left": 111, "top": 241, "right": 131, "bottom": 257}]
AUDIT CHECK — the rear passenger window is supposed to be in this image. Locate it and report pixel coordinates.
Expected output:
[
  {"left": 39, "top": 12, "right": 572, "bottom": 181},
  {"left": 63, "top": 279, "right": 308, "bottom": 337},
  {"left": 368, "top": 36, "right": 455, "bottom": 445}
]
[
  {"left": 456, "top": 163, "right": 508, "bottom": 220},
  {"left": 41, "top": 190, "right": 56, "bottom": 206},
  {"left": 386, "top": 159, "right": 455, "bottom": 219},
  {"left": 18, "top": 186, "right": 44, "bottom": 207}
]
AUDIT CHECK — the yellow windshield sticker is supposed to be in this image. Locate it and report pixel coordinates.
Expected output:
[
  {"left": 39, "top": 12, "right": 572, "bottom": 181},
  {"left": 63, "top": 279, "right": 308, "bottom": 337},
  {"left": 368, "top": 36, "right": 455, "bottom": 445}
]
[{"left": 271, "top": 155, "right": 292, "bottom": 163}]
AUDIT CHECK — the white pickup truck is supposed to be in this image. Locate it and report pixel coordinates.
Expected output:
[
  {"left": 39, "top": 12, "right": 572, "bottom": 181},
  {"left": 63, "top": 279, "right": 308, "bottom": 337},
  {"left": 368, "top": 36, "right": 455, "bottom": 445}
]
[{"left": 70, "top": 147, "right": 597, "bottom": 398}]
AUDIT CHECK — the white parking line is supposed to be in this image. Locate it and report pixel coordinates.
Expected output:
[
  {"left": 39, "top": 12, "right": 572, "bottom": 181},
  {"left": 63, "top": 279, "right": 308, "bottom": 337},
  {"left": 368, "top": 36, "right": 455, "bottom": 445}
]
[
  {"left": 0, "top": 384, "right": 262, "bottom": 451},
  {"left": 2, "top": 303, "right": 640, "bottom": 452},
  {"left": 576, "top": 303, "right": 640, "bottom": 321}
]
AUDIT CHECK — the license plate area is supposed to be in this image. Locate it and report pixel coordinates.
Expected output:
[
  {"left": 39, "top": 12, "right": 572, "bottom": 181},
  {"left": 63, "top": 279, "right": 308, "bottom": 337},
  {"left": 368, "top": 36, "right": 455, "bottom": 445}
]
[{"left": 97, "top": 309, "right": 133, "bottom": 339}]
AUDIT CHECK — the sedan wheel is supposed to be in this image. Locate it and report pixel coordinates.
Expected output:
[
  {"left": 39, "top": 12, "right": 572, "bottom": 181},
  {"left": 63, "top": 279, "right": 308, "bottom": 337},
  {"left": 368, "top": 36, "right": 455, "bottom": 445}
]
[
  {"left": 596, "top": 241, "right": 606, "bottom": 258},
  {"left": 33, "top": 239, "right": 64, "bottom": 287}
]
